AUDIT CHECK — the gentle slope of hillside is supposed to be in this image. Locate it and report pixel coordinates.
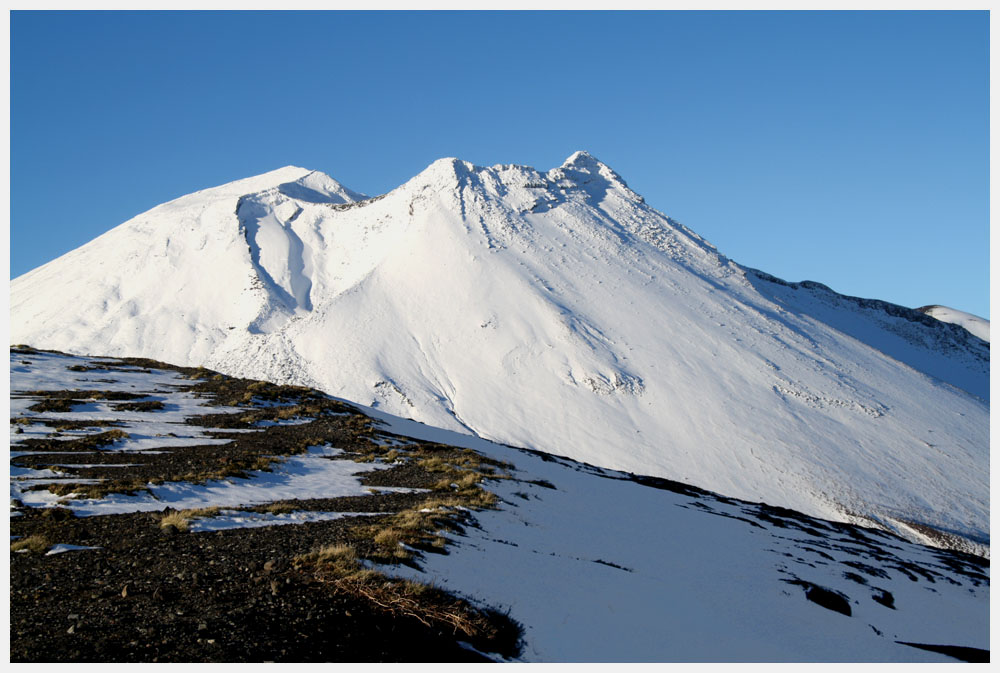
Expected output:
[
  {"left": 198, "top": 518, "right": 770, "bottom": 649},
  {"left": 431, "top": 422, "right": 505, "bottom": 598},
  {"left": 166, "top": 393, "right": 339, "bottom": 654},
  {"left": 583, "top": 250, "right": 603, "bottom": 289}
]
[{"left": 9, "top": 349, "right": 989, "bottom": 662}]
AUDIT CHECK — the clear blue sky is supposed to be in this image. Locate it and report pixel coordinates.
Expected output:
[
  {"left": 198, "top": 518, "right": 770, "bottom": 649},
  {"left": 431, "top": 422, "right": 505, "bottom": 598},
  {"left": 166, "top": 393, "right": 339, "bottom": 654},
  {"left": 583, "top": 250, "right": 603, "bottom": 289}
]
[{"left": 11, "top": 10, "right": 989, "bottom": 318}]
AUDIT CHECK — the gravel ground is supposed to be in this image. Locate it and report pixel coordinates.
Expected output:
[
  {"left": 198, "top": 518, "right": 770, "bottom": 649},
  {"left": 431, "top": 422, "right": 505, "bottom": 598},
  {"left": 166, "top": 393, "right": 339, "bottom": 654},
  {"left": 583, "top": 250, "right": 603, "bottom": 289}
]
[{"left": 10, "top": 348, "right": 521, "bottom": 662}]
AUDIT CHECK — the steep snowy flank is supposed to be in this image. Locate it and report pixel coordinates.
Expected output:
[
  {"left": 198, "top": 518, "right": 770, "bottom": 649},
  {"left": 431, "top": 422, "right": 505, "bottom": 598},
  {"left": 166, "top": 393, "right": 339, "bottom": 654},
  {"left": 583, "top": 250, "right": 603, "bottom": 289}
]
[
  {"left": 10, "top": 153, "right": 989, "bottom": 553},
  {"left": 916, "top": 305, "right": 989, "bottom": 343}
]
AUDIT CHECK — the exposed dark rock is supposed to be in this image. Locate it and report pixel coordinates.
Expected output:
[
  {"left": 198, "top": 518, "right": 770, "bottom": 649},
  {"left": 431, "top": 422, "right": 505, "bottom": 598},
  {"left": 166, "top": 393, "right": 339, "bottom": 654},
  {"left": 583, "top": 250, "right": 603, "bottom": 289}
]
[
  {"left": 783, "top": 579, "right": 852, "bottom": 616},
  {"left": 871, "top": 588, "right": 895, "bottom": 609},
  {"left": 896, "top": 642, "right": 989, "bottom": 663}
]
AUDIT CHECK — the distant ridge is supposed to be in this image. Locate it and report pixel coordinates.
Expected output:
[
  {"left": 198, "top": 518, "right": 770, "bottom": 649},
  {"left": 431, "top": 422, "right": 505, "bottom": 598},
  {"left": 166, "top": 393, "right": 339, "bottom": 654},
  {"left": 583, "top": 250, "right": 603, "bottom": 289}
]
[{"left": 916, "top": 304, "right": 989, "bottom": 342}]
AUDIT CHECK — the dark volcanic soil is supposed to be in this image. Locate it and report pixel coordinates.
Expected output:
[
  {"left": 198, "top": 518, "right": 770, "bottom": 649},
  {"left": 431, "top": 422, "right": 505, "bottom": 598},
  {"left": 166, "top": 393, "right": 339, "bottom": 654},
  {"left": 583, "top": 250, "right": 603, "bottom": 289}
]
[
  {"left": 11, "top": 506, "right": 507, "bottom": 662},
  {"left": 10, "top": 347, "right": 522, "bottom": 662}
]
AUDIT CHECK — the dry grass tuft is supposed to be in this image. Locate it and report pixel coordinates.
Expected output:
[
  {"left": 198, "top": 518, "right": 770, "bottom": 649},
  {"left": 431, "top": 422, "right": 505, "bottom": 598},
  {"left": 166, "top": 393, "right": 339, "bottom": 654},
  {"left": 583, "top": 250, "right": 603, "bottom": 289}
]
[
  {"left": 11, "top": 534, "right": 50, "bottom": 553},
  {"left": 28, "top": 398, "right": 80, "bottom": 413},
  {"left": 159, "top": 507, "right": 221, "bottom": 532},
  {"left": 373, "top": 527, "right": 407, "bottom": 549},
  {"left": 329, "top": 572, "right": 502, "bottom": 639},
  {"left": 418, "top": 456, "right": 449, "bottom": 472},
  {"left": 43, "top": 479, "right": 145, "bottom": 500},
  {"left": 431, "top": 470, "right": 482, "bottom": 492},
  {"left": 294, "top": 540, "right": 507, "bottom": 640},
  {"left": 250, "top": 456, "right": 279, "bottom": 472},
  {"left": 113, "top": 400, "right": 165, "bottom": 412},
  {"left": 295, "top": 543, "right": 375, "bottom": 579},
  {"left": 159, "top": 511, "right": 191, "bottom": 532}
]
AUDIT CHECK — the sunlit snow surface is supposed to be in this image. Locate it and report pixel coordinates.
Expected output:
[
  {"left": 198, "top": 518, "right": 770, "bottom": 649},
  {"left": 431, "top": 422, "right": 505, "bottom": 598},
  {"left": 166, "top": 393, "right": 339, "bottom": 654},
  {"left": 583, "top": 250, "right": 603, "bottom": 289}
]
[
  {"left": 46, "top": 543, "right": 102, "bottom": 555},
  {"left": 9, "top": 154, "right": 988, "bottom": 553},
  {"left": 187, "top": 509, "right": 376, "bottom": 532}
]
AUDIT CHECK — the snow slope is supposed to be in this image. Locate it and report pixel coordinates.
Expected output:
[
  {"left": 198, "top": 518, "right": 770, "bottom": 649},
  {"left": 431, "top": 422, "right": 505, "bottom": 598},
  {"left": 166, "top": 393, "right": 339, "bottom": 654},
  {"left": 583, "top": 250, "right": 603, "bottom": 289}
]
[
  {"left": 373, "top": 411, "right": 989, "bottom": 663},
  {"left": 9, "top": 350, "right": 990, "bottom": 662},
  {"left": 917, "top": 305, "right": 989, "bottom": 343},
  {"left": 10, "top": 153, "right": 989, "bottom": 552}
]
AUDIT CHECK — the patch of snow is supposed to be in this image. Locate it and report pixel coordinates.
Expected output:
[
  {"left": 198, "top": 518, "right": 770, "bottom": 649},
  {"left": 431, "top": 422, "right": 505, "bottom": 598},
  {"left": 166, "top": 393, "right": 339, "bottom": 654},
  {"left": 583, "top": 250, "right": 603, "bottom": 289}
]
[
  {"left": 188, "top": 508, "right": 378, "bottom": 532},
  {"left": 49, "top": 463, "right": 140, "bottom": 469},
  {"left": 251, "top": 418, "right": 312, "bottom": 427},
  {"left": 46, "top": 543, "right": 102, "bottom": 555},
  {"left": 11, "top": 466, "right": 67, "bottom": 479},
  {"left": 17, "top": 445, "right": 389, "bottom": 517}
]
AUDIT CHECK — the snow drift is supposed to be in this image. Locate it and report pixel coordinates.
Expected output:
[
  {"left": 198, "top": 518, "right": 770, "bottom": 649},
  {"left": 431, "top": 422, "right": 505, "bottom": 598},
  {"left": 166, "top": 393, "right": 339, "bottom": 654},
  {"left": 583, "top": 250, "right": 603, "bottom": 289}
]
[{"left": 10, "top": 152, "right": 989, "bottom": 553}]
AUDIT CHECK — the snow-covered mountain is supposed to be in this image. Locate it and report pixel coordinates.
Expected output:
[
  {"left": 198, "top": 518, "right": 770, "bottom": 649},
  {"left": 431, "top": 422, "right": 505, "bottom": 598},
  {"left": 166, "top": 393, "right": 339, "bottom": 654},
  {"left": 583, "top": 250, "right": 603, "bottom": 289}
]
[{"left": 10, "top": 153, "right": 989, "bottom": 553}]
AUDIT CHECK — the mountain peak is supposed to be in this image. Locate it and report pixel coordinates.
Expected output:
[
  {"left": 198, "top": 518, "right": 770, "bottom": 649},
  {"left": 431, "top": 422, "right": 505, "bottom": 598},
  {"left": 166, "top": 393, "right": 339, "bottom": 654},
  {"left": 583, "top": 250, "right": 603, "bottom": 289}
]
[
  {"left": 167, "top": 165, "right": 366, "bottom": 208},
  {"left": 275, "top": 168, "right": 367, "bottom": 205},
  {"left": 549, "top": 150, "right": 635, "bottom": 199},
  {"left": 561, "top": 150, "right": 602, "bottom": 168},
  {"left": 399, "top": 152, "right": 641, "bottom": 208},
  {"left": 400, "top": 157, "right": 479, "bottom": 193}
]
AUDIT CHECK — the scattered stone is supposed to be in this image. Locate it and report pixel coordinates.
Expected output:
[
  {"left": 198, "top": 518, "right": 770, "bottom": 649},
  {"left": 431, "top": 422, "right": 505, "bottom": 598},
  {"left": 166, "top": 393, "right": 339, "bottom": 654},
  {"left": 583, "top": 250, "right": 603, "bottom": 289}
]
[
  {"left": 784, "top": 579, "right": 852, "bottom": 617},
  {"left": 872, "top": 588, "right": 896, "bottom": 609}
]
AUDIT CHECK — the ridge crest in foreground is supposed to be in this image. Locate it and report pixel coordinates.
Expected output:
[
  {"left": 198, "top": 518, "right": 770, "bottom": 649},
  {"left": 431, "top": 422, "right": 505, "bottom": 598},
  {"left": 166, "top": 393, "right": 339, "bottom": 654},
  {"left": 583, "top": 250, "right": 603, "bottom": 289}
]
[{"left": 9, "top": 347, "right": 989, "bottom": 662}]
